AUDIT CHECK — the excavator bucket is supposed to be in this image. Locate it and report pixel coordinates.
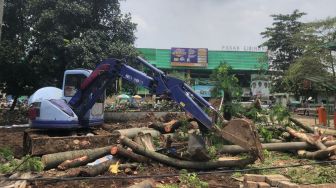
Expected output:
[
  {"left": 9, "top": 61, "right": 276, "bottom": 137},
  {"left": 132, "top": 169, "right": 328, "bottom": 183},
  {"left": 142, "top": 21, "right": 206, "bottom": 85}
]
[{"left": 215, "top": 119, "right": 264, "bottom": 161}]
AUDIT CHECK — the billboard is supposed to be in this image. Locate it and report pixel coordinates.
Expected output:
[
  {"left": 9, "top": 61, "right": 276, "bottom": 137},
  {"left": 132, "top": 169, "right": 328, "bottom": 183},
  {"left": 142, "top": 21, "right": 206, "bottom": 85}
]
[
  {"left": 251, "top": 74, "right": 270, "bottom": 98},
  {"left": 171, "top": 48, "right": 208, "bottom": 67},
  {"left": 193, "top": 85, "right": 214, "bottom": 97}
]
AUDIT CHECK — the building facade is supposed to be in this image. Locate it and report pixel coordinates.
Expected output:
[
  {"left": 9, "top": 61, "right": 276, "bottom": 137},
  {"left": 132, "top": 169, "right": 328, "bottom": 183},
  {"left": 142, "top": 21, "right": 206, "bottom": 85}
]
[{"left": 137, "top": 48, "right": 268, "bottom": 99}]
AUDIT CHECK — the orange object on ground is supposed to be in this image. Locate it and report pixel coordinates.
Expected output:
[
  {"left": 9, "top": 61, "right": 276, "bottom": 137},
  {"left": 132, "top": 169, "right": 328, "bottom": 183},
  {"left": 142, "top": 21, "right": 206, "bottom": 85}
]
[
  {"left": 334, "top": 112, "right": 336, "bottom": 128},
  {"left": 317, "top": 107, "right": 327, "bottom": 126}
]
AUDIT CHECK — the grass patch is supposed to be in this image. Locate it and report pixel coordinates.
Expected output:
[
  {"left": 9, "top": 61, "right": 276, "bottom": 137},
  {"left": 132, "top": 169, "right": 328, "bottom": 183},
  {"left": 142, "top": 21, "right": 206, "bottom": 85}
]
[
  {"left": 243, "top": 150, "right": 336, "bottom": 184},
  {"left": 0, "top": 147, "right": 44, "bottom": 174}
]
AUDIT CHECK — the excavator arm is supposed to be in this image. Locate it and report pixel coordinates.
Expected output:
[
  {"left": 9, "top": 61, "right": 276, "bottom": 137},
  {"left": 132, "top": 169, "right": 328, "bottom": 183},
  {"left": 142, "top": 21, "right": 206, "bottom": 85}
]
[{"left": 69, "top": 57, "right": 263, "bottom": 160}]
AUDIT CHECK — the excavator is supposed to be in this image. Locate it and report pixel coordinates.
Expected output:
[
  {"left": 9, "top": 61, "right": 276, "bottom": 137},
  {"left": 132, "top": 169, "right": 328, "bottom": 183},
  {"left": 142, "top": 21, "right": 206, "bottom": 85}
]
[{"left": 25, "top": 56, "right": 263, "bottom": 160}]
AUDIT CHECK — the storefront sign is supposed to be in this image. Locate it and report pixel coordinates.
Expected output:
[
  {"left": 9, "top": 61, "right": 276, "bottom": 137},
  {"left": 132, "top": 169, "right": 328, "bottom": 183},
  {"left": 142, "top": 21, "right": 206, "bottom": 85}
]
[
  {"left": 193, "top": 85, "right": 213, "bottom": 97},
  {"left": 171, "top": 48, "right": 208, "bottom": 67}
]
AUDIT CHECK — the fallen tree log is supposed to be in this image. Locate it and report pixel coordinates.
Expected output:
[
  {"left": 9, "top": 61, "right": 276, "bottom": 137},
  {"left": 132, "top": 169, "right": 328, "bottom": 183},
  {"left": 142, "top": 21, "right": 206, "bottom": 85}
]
[
  {"left": 149, "top": 120, "right": 183, "bottom": 133},
  {"left": 112, "top": 128, "right": 160, "bottom": 138},
  {"left": 42, "top": 146, "right": 112, "bottom": 170},
  {"left": 111, "top": 145, "right": 149, "bottom": 163},
  {"left": 66, "top": 159, "right": 118, "bottom": 177},
  {"left": 219, "top": 141, "right": 336, "bottom": 154},
  {"left": 119, "top": 162, "right": 140, "bottom": 170},
  {"left": 286, "top": 127, "right": 327, "bottom": 150},
  {"left": 289, "top": 117, "right": 315, "bottom": 133},
  {"left": 120, "top": 136, "right": 256, "bottom": 169},
  {"left": 57, "top": 156, "right": 89, "bottom": 170},
  {"left": 135, "top": 133, "right": 156, "bottom": 151},
  {"left": 298, "top": 145, "right": 336, "bottom": 160}
]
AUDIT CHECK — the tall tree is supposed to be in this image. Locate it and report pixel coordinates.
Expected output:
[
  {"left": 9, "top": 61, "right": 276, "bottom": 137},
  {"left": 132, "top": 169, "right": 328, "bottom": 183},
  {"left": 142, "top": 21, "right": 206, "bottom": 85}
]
[
  {"left": 261, "top": 10, "right": 306, "bottom": 92},
  {"left": 0, "top": 0, "right": 36, "bottom": 110},
  {"left": 27, "top": 0, "right": 138, "bottom": 88},
  {"left": 284, "top": 17, "right": 336, "bottom": 96}
]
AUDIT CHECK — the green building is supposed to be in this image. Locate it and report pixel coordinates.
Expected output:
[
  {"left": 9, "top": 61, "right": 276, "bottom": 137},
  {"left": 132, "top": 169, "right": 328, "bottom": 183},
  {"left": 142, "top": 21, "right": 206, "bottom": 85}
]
[{"left": 137, "top": 48, "right": 268, "bottom": 98}]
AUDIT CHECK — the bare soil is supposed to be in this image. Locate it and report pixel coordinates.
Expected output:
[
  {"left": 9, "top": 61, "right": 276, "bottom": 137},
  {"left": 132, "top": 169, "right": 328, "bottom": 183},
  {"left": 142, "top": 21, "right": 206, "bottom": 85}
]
[{"left": 0, "top": 122, "right": 238, "bottom": 188}]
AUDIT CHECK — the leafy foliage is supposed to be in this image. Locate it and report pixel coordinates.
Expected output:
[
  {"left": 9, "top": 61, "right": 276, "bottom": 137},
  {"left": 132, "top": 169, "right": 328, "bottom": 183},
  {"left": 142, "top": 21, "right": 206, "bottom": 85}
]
[
  {"left": 0, "top": 147, "right": 14, "bottom": 161},
  {"left": 261, "top": 10, "right": 306, "bottom": 92},
  {"left": 210, "top": 63, "right": 242, "bottom": 120},
  {"left": 0, "top": 0, "right": 138, "bottom": 104},
  {"left": 269, "top": 103, "right": 290, "bottom": 126},
  {"left": 179, "top": 169, "right": 208, "bottom": 188},
  {"left": 0, "top": 147, "right": 44, "bottom": 174}
]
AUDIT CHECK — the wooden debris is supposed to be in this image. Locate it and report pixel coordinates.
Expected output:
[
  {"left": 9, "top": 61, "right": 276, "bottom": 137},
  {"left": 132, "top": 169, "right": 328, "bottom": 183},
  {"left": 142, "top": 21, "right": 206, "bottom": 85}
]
[
  {"left": 42, "top": 146, "right": 112, "bottom": 170},
  {"left": 110, "top": 145, "right": 149, "bottom": 163},
  {"left": 219, "top": 141, "right": 336, "bottom": 154},
  {"left": 134, "top": 133, "right": 156, "bottom": 151},
  {"left": 120, "top": 136, "right": 256, "bottom": 170},
  {"left": 66, "top": 159, "right": 118, "bottom": 177},
  {"left": 112, "top": 128, "right": 160, "bottom": 139},
  {"left": 298, "top": 145, "right": 336, "bottom": 160},
  {"left": 57, "top": 155, "right": 89, "bottom": 170},
  {"left": 289, "top": 117, "right": 315, "bottom": 133},
  {"left": 149, "top": 120, "right": 183, "bottom": 133},
  {"left": 286, "top": 127, "right": 327, "bottom": 150}
]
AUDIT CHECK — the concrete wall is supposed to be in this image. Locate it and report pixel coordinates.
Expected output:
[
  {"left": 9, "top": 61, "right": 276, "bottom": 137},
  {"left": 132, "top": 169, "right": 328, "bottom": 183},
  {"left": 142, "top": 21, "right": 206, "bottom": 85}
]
[{"left": 104, "top": 111, "right": 184, "bottom": 122}]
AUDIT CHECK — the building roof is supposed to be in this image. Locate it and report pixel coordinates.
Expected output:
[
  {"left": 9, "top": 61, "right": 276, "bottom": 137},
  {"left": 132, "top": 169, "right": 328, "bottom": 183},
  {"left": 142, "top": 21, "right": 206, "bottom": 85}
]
[
  {"left": 305, "top": 75, "right": 336, "bottom": 91},
  {"left": 138, "top": 48, "right": 267, "bottom": 71}
]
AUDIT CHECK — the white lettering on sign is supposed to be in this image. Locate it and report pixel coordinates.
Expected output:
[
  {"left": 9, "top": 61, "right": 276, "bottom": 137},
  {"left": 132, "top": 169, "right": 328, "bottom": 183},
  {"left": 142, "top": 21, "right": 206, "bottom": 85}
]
[{"left": 124, "top": 74, "right": 144, "bottom": 85}]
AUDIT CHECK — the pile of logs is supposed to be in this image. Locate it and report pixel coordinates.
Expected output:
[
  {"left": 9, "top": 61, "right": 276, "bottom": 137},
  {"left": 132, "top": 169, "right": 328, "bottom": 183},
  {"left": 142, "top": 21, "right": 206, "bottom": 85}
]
[
  {"left": 41, "top": 120, "right": 257, "bottom": 178},
  {"left": 221, "top": 117, "right": 336, "bottom": 160}
]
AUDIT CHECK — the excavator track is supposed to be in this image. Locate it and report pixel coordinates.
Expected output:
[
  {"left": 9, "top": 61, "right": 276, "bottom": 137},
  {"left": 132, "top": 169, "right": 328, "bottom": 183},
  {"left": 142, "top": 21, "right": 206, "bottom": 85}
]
[{"left": 23, "top": 128, "right": 116, "bottom": 156}]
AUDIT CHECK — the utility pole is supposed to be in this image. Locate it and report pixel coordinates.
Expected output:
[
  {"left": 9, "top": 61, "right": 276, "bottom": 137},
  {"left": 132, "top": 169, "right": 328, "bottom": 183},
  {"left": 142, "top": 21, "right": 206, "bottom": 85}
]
[{"left": 0, "top": 0, "right": 4, "bottom": 40}]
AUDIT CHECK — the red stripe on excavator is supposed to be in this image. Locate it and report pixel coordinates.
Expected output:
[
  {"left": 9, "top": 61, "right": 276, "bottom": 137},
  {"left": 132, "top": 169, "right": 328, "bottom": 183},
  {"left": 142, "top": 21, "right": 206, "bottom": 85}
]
[{"left": 80, "top": 64, "right": 110, "bottom": 90}]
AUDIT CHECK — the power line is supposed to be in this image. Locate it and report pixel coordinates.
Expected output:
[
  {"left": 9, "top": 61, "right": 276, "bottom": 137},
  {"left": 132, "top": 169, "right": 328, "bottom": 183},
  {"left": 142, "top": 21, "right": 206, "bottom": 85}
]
[{"left": 1, "top": 160, "right": 335, "bottom": 182}]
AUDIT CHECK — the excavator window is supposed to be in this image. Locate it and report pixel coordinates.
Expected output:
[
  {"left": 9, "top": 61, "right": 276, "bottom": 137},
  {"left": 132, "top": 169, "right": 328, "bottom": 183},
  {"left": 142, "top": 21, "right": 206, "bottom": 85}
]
[{"left": 64, "top": 74, "right": 87, "bottom": 97}]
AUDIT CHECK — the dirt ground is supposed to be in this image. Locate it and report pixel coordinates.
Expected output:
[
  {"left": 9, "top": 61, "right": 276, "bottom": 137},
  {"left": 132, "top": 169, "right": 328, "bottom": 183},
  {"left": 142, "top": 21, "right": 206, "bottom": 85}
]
[{"left": 0, "top": 122, "right": 238, "bottom": 188}]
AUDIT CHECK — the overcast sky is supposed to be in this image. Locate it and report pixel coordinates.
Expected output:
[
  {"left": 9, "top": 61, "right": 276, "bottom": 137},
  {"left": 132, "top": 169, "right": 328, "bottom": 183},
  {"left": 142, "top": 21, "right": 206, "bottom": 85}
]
[{"left": 120, "top": 0, "right": 336, "bottom": 50}]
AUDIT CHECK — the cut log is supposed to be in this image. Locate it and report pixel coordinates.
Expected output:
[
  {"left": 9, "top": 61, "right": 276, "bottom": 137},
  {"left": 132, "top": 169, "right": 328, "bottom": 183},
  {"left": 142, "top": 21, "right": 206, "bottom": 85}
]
[
  {"left": 149, "top": 120, "right": 183, "bottom": 133},
  {"left": 57, "top": 156, "right": 89, "bottom": 170},
  {"left": 298, "top": 145, "right": 336, "bottom": 160},
  {"left": 119, "top": 162, "right": 140, "bottom": 170},
  {"left": 138, "top": 133, "right": 156, "bottom": 151},
  {"left": 112, "top": 128, "right": 160, "bottom": 139},
  {"left": 76, "top": 159, "right": 118, "bottom": 177},
  {"left": 286, "top": 127, "right": 327, "bottom": 150},
  {"left": 219, "top": 141, "right": 336, "bottom": 154},
  {"left": 120, "top": 136, "right": 256, "bottom": 170},
  {"left": 127, "top": 179, "right": 155, "bottom": 188},
  {"left": 289, "top": 117, "right": 315, "bottom": 133},
  {"left": 42, "top": 146, "right": 112, "bottom": 170},
  {"left": 110, "top": 145, "right": 149, "bottom": 163}
]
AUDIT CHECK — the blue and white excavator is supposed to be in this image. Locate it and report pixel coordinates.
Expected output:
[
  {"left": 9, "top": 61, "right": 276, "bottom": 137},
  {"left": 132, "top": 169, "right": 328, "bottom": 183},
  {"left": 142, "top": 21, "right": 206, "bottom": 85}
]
[{"left": 27, "top": 56, "right": 263, "bottom": 159}]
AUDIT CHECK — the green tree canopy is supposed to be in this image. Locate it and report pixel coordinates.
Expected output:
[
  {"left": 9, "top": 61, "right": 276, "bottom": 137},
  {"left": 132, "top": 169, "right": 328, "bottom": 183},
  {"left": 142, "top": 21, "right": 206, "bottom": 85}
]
[{"left": 0, "top": 0, "right": 138, "bottom": 109}]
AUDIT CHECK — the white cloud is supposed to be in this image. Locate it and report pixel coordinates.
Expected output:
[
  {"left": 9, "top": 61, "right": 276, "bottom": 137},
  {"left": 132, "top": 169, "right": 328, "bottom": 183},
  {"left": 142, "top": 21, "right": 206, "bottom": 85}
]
[{"left": 121, "top": 0, "right": 336, "bottom": 49}]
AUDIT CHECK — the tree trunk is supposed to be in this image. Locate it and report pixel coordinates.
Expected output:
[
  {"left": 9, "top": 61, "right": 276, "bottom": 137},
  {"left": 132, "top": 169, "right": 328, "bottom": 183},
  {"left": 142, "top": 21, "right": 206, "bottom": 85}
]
[
  {"left": 0, "top": 0, "right": 4, "bottom": 40},
  {"left": 112, "top": 128, "right": 160, "bottom": 139},
  {"left": 285, "top": 127, "right": 326, "bottom": 150},
  {"left": 9, "top": 96, "right": 18, "bottom": 111},
  {"left": 149, "top": 120, "right": 183, "bottom": 133},
  {"left": 42, "top": 146, "right": 112, "bottom": 170},
  {"left": 289, "top": 117, "right": 314, "bottom": 133},
  {"left": 219, "top": 141, "right": 336, "bottom": 154},
  {"left": 298, "top": 145, "right": 336, "bottom": 160},
  {"left": 120, "top": 136, "right": 256, "bottom": 170},
  {"left": 57, "top": 156, "right": 89, "bottom": 170},
  {"left": 119, "top": 162, "right": 139, "bottom": 170},
  {"left": 110, "top": 145, "right": 149, "bottom": 163},
  {"left": 80, "top": 159, "right": 117, "bottom": 176}
]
